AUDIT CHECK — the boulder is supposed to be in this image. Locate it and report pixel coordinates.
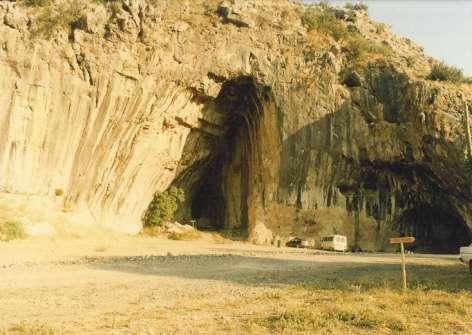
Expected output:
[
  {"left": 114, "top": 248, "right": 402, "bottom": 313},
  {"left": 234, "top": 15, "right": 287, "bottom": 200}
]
[
  {"left": 250, "top": 221, "right": 273, "bottom": 245},
  {"left": 216, "top": 1, "right": 254, "bottom": 28},
  {"left": 3, "top": 7, "right": 28, "bottom": 31}
]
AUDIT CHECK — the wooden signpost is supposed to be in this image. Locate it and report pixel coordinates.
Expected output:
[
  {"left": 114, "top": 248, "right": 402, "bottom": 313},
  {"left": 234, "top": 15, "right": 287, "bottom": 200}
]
[{"left": 389, "top": 236, "right": 415, "bottom": 290}]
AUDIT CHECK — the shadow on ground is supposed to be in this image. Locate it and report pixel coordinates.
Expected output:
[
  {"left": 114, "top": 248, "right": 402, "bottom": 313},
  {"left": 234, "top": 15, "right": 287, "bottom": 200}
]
[{"left": 89, "top": 254, "right": 472, "bottom": 292}]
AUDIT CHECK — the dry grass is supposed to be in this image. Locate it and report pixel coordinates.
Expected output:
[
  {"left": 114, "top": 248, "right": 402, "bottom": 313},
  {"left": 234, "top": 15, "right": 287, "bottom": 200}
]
[
  {"left": 1, "top": 322, "right": 60, "bottom": 335},
  {"left": 139, "top": 226, "right": 165, "bottom": 237},
  {"left": 0, "top": 195, "right": 121, "bottom": 240},
  {"left": 0, "top": 221, "right": 26, "bottom": 241},
  {"left": 168, "top": 230, "right": 201, "bottom": 241},
  {"left": 244, "top": 287, "right": 472, "bottom": 334},
  {"left": 239, "top": 263, "right": 472, "bottom": 334},
  {"left": 125, "top": 255, "right": 470, "bottom": 334},
  {"left": 140, "top": 226, "right": 203, "bottom": 241}
]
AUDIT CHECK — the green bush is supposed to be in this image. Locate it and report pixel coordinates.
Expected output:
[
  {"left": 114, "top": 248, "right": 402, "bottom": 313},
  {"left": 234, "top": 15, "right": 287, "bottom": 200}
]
[
  {"left": 344, "top": 2, "right": 368, "bottom": 12},
  {"left": 0, "top": 221, "right": 26, "bottom": 241},
  {"left": 22, "top": 0, "right": 51, "bottom": 7},
  {"left": 168, "top": 232, "right": 183, "bottom": 240},
  {"left": 353, "top": 3, "right": 368, "bottom": 11},
  {"left": 143, "top": 187, "right": 185, "bottom": 227},
  {"left": 344, "top": 33, "right": 392, "bottom": 60},
  {"left": 427, "top": 62, "right": 466, "bottom": 83},
  {"left": 301, "top": 7, "right": 348, "bottom": 41},
  {"left": 70, "top": 14, "right": 88, "bottom": 31},
  {"left": 33, "top": 0, "right": 84, "bottom": 39},
  {"left": 374, "top": 23, "right": 386, "bottom": 34}
]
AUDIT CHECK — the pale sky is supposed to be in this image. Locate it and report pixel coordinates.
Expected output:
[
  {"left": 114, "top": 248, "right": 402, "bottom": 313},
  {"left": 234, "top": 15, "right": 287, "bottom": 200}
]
[{"left": 305, "top": 0, "right": 472, "bottom": 76}]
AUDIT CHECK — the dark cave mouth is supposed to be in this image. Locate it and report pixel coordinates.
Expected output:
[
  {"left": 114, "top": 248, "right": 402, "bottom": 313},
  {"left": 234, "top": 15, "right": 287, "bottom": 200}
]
[
  {"left": 182, "top": 76, "right": 272, "bottom": 232},
  {"left": 189, "top": 160, "right": 225, "bottom": 231},
  {"left": 341, "top": 163, "right": 472, "bottom": 254},
  {"left": 394, "top": 201, "right": 471, "bottom": 254}
]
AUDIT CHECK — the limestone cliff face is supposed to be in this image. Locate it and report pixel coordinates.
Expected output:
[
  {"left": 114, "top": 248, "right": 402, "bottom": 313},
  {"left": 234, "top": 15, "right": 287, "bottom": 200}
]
[{"left": 0, "top": 0, "right": 470, "bottom": 251}]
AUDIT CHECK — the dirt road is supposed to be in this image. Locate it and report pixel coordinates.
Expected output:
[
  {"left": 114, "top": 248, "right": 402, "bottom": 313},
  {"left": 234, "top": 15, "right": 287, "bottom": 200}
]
[{"left": 0, "top": 236, "right": 470, "bottom": 334}]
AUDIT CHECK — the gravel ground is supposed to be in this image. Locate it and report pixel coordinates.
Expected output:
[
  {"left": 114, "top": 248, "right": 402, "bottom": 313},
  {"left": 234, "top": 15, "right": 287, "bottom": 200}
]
[{"left": 0, "top": 236, "right": 466, "bottom": 334}]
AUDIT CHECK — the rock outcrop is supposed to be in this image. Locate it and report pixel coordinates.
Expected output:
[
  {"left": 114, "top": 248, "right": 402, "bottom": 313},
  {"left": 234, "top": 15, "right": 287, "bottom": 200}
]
[{"left": 0, "top": 0, "right": 470, "bottom": 252}]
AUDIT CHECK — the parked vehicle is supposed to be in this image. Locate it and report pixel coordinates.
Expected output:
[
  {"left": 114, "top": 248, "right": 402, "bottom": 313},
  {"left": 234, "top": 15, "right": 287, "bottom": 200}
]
[
  {"left": 321, "top": 235, "right": 347, "bottom": 252},
  {"left": 459, "top": 243, "right": 472, "bottom": 274},
  {"left": 286, "top": 237, "right": 313, "bottom": 249}
]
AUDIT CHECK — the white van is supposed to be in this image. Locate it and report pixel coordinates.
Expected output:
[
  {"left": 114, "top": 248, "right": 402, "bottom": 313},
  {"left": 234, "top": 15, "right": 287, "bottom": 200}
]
[
  {"left": 459, "top": 244, "right": 472, "bottom": 274},
  {"left": 321, "top": 235, "right": 347, "bottom": 252}
]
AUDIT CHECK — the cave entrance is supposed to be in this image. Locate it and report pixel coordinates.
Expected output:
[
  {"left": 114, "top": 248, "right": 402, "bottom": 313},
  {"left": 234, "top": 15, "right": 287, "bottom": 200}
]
[
  {"left": 189, "top": 157, "right": 226, "bottom": 231},
  {"left": 395, "top": 200, "right": 471, "bottom": 254},
  {"left": 341, "top": 164, "right": 472, "bottom": 254},
  {"left": 175, "top": 76, "right": 276, "bottom": 233}
]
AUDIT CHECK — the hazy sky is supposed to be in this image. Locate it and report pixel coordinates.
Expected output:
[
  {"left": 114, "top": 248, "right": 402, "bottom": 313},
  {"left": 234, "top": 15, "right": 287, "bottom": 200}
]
[{"left": 305, "top": 1, "right": 472, "bottom": 76}]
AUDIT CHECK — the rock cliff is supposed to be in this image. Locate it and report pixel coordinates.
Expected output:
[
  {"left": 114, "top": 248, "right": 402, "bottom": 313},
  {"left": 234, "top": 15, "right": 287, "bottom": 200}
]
[{"left": 0, "top": 0, "right": 471, "bottom": 252}]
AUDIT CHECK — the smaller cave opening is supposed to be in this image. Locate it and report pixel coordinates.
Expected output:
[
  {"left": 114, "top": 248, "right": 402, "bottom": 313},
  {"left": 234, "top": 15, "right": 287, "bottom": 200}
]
[
  {"left": 395, "top": 200, "right": 471, "bottom": 254},
  {"left": 339, "top": 163, "right": 471, "bottom": 254}
]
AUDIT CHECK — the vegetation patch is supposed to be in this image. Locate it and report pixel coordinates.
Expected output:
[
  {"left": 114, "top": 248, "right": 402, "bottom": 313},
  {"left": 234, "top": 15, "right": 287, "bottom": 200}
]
[
  {"left": 258, "top": 305, "right": 408, "bottom": 333},
  {"left": 168, "top": 230, "right": 201, "bottom": 241},
  {"left": 7, "top": 322, "right": 61, "bottom": 335},
  {"left": 32, "top": 0, "right": 85, "bottom": 39},
  {"left": 344, "top": 2, "right": 369, "bottom": 12},
  {"left": 243, "top": 262, "right": 472, "bottom": 334},
  {"left": 344, "top": 33, "right": 392, "bottom": 62},
  {"left": 427, "top": 61, "right": 467, "bottom": 83},
  {"left": 301, "top": 4, "right": 391, "bottom": 66},
  {"left": 22, "top": 0, "right": 51, "bottom": 7},
  {"left": 143, "top": 187, "right": 185, "bottom": 227},
  {"left": 374, "top": 22, "right": 386, "bottom": 34},
  {"left": 0, "top": 221, "right": 26, "bottom": 241},
  {"left": 301, "top": 6, "right": 349, "bottom": 41}
]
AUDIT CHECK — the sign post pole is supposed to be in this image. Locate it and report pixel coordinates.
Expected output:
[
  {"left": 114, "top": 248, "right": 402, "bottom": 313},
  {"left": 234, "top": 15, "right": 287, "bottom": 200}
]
[
  {"left": 400, "top": 242, "right": 407, "bottom": 290},
  {"left": 390, "top": 236, "right": 415, "bottom": 291}
]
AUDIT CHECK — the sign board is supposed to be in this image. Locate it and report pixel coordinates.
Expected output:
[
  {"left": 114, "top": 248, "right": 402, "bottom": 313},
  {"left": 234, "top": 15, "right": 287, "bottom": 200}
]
[
  {"left": 390, "top": 237, "right": 415, "bottom": 244},
  {"left": 389, "top": 236, "right": 415, "bottom": 290}
]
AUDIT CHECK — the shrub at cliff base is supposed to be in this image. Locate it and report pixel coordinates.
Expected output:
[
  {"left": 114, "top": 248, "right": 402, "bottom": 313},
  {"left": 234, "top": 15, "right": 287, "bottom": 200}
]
[{"left": 143, "top": 187, "right": 185, "bottom": 227}]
